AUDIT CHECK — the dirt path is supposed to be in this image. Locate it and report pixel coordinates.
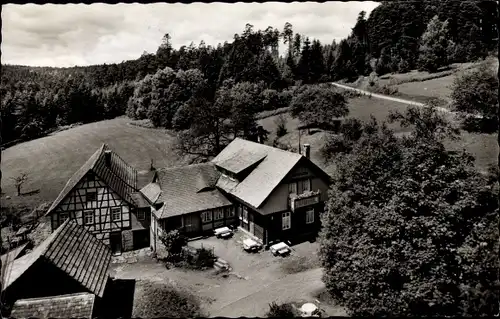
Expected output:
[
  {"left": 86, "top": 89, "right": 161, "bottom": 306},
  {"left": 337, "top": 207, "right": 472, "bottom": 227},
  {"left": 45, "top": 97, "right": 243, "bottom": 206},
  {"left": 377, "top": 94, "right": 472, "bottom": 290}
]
[
  {"left": 330, "top": 82, "right": 453, "bottom": 113},
  {"left": 207, "top": 267, "right": 346, "bottom": 317}
]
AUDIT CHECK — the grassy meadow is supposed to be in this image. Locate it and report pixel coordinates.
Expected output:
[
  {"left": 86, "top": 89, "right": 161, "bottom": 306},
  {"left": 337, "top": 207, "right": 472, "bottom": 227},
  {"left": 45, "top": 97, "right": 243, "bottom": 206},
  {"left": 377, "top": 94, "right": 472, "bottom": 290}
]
[
  {"left": 259, "top": 95, "right": 497, "bottom": 176},
  {"left": 1, "top": 117, "right": 189, "bottom": 212}
]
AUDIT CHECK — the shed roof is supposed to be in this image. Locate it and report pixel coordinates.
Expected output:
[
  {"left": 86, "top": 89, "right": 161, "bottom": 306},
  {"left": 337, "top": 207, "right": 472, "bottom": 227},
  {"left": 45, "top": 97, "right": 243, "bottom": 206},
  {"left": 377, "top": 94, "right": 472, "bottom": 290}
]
[
  {"left": 2, "top": 219, "right": 111, "bottom": 297},
  {"left": 10, "top": 292, "right": 95, "bottom": 319},
  {"left": 153, "top": 163, "right": 232, "bottom": 219},
  {"left": 47, "top": 144, "right": 138, "bottom": 214},
  {"left": 139, "top": 182, "right": 162, "bottom": 205}
]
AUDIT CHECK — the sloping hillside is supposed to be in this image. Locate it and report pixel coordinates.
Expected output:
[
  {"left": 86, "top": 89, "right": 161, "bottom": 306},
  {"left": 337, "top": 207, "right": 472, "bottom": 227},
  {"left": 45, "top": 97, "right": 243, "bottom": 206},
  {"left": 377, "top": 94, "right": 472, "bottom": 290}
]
[
  {"left": 346, "top": 58, "right": 499, "bottom": 106},
  {"left": 1, "top": 117, "right": 188, "bottom": 212},
  {"left": 259, "top": 95, "right": 498, "bottom": 176}
]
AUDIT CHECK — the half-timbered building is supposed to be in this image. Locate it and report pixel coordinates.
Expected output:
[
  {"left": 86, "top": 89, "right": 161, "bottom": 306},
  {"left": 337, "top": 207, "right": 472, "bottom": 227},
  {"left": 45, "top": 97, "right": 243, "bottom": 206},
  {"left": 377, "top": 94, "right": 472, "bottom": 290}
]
[{"left": 44, "top": 144, "right": 151, "bottom": 254}]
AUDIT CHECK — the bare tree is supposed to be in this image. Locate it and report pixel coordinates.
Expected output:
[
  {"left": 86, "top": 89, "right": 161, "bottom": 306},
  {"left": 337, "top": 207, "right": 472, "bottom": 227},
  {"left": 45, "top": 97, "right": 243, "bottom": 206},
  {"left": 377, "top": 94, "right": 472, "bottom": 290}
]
[{"left": 10, "top": 172, "right": 28, "bottom": 196}]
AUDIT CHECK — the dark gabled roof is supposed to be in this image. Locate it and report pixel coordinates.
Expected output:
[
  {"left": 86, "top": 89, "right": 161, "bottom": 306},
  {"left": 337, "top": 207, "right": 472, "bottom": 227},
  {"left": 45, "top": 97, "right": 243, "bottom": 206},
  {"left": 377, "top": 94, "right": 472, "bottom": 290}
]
[
  {"left": 10, "top": 293, "right": 95, "bottom": 319},
  {"left": 154, "top": 163, "right": 232, "bottom": 219},
  {"left": 47, "top": 144, "right": 138, "bottom": 214},
  {"left": 213, "top": 138, "right": 331, "bottom": 209},
  {"left": 2, "top": 220, "right": 111, "bottom": 298}
]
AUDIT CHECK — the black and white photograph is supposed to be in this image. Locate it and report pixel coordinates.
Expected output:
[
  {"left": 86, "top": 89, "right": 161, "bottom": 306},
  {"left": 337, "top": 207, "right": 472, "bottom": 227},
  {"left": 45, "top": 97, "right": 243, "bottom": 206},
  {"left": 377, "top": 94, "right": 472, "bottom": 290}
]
[{"left": 1, "top": 1, "right": 499, "bottom": 318}]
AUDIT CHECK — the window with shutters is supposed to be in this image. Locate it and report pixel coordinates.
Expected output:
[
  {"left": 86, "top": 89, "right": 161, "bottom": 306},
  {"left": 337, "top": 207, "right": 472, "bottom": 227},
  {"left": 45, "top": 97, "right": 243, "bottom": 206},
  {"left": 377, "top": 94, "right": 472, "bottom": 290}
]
[
  {"left": 242, "top": 207, "right": 248, "bottom": 222},
  {"left": 214, "top": 209, "right": 224, "bottom": 220},
  {"left": 201, "top": 211, "right": 213, "bottom": 223},
  {"left": 111, "top": 208, "right": 121, "bottom": 221},
  {"left": 298, "top": 179, "right": 311, "bottom": 194},
  {"left": 282, "top": 212, "right": 291, "bottom": 230},
  {"left": 306, "top": 209, "right": 314, "bottom": 224},
  {"left": 84, "top": 210, "right": 94, "bottom": 225}
]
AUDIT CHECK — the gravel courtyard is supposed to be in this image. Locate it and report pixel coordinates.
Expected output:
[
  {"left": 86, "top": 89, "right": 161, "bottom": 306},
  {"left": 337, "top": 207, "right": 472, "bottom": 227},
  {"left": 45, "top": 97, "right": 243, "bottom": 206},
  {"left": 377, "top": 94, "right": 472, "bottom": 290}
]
[{"left": 110, "top": 231, "right": 347, "bottom": 317}]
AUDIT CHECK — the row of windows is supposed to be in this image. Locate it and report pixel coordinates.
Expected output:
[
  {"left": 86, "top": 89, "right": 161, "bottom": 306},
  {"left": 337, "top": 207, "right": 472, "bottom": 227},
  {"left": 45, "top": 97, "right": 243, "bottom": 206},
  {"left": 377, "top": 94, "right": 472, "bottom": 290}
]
[
  {"left": 238, "top": 204, "right": 314, "bottom": 230},
  {"left": 60, "top": 207, "right": 126, "bottom": 225},
  {"left": 201, "top": 207, "right": 235, "bottom": 223},
  {"left": 281, "top": 209, "right": 314, "bottom": 230},
  {"left": 288, "top": 179, "right": 312, "bottom": 195}
]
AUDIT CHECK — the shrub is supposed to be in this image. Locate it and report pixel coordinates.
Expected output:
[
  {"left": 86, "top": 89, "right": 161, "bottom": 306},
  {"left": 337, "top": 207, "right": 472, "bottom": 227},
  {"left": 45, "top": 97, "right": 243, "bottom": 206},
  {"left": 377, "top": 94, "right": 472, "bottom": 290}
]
[
  {"left": 159, "top": 229, "right": 188, "bottom": 259},
  {"left": 266, "top": 302, "right": 297, "bottom": 318},
  {"left": 397, "top": 58, "right": 411, "bottom": 73},
  {"left": 274, "top": 114, "right": 288, "bottom": 137},
  {"left": 280, "top": 255, "right": 319, "bottom": 274},
  {"left": 134, "top": 282, "right": 204, "bottom": 318},
  {"left": 177, "top": 245, "right": 216, "bottom": 270},
  {"left": 368, "top": 72, "right": 378, "bottom": 87},
  {"left": 374, "top": 84, "right": 399, "bottom": 96}
]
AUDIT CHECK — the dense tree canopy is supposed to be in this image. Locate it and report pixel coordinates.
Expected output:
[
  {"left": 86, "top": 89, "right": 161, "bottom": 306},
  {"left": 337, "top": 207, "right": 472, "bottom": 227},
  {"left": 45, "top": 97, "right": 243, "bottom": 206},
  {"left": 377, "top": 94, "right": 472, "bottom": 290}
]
[
  {"left": 1, "top": 1, "right": 497, "bottom": 148},
  {"left": 319, "top": 106, "right": 499, "bottom": 317}
]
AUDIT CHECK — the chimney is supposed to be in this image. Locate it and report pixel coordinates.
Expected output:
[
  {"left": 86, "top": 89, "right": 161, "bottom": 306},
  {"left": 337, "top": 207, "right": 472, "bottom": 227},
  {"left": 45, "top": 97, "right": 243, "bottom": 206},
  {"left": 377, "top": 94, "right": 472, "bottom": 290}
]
[
  {"left": 303, "top": 144, "right": 310, "bottom": 159},
  {"left": 104, "top": 150, "right": 112, "bottom": 167}
]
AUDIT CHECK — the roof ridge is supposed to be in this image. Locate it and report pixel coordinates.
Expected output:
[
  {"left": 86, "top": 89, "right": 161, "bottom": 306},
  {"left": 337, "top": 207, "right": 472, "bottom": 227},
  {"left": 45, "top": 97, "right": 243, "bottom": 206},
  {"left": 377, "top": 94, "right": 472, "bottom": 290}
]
[
  {"left": 95, "top": 145, "right": 138, "bottom": 191},
  {"left": 90, "top": 144, "right": 107, "bottom": 170},
  {"left": 13, "top": 292, "right": 94, "bottom": 303},
  {"left": 233, "top": 137, "right": 303, "bottom": 157},
  {"left": 157, "top": 162, "right": 214, "bottom": 172}
]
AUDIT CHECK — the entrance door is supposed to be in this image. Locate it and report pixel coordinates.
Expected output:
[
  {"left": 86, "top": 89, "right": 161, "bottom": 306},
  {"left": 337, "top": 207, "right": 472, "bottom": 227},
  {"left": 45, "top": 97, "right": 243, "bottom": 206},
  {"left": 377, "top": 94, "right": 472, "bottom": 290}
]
[{"left": 110, "top": 231, "right": 122, "bottom": 255}]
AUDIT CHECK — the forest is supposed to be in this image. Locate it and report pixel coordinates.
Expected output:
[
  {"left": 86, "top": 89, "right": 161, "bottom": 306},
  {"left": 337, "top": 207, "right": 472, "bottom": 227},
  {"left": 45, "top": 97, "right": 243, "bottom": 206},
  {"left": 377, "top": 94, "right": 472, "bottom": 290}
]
[{"left": 1, "top": 0, "right": 498, "bottom": 154}]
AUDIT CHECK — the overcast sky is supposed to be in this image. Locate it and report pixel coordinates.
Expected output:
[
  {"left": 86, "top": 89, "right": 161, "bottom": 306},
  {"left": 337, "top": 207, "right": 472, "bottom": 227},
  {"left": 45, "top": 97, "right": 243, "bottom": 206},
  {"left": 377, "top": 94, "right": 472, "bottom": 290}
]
[{"left": 1, "top": 2, "right": 380, "bottom": 67}]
